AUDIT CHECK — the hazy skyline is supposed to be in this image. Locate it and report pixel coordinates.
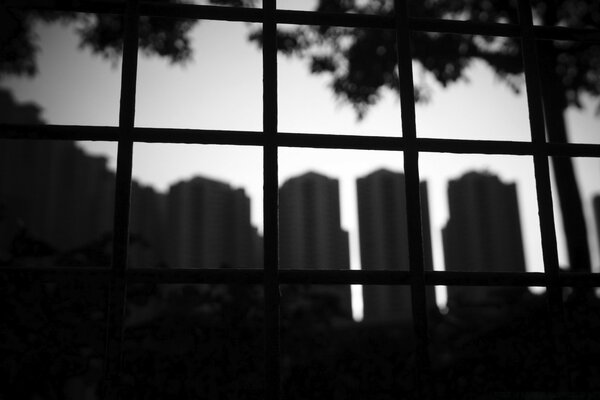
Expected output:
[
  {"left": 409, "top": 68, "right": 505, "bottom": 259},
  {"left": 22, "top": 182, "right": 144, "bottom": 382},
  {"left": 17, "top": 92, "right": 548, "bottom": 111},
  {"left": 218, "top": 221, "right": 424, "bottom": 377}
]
[{"left": 2, "top": 10, "right": 600, "bottom": 315}]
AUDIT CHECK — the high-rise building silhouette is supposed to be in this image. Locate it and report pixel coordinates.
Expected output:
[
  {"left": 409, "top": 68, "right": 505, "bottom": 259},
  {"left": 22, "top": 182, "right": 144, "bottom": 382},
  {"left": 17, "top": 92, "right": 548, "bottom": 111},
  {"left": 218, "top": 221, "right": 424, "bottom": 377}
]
[
  {"left": 166, "top": 176, "right": 262, "bottom": 269},
  {"left": 279, "top": 172, "right": 352, "bottom": 318},
  {"left": 0, "top": 135, "right": 263, "bottom": 269},
  {"left": 442, "top": 171, "right": 527, "bottom": 311},
  {"left": 0, "top": 139, "right": 115, "bottom": 258},
  {"left": 356, "top": 169, "right": 436, "bottom": 322}
]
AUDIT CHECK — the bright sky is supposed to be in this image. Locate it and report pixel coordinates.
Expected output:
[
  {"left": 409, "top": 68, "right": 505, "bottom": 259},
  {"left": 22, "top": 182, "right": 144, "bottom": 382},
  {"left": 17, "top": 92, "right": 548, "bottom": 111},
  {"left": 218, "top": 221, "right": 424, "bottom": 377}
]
[{"left": 2, "top": 8, "right": 600, "bottom": 315}]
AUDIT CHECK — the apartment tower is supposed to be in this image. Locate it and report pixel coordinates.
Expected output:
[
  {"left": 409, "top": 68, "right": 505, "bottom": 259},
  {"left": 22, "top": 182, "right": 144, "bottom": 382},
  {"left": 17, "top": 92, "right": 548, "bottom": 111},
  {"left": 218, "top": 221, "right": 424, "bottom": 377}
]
[
  {"left": 167, "top": 176, "right": 262, "bottom": 269},
  {"left": 279, "top": 172, "right": 352, "bottom": 318},
  {"left": 356, "top": 169, "right": 436, "bottom": 323},
  {"left": 442, "top": 171, "right": 527, "bottom": 311}
]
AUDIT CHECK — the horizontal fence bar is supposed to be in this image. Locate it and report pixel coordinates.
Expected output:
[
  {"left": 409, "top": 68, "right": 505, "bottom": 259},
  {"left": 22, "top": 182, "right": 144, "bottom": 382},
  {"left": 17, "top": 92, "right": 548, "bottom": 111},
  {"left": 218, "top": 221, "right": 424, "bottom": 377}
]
[
  {"left": 132, "top": 127, "right": 264, "bottom": 145},
  {"left": 277, "top": 132, "right": 406, "bottom": 150},
  {"left": 1, "top": 124, "right": 598, "bottom": 158},
  {"left": 2, "top": 267, "right": 600, "bottom": 287},
  {"left": 410, "top": 18, "right": 520, "bottom": 37},
  {"left": 533, "top": 25, "right": 600, "bottom": 43},
  {"left": 280, "top": 269, "right": 412, "bottom": 285},
  {"left": 424, "top": 271, "right": 547, "bottom": 286},
  {"left": 279, "top": 269, "right": 554, "bottom": 286},
  {"left": 412, "top": 20, "right": 600, "bottom": 42},
  {"left": 558, "top": 272, "right": 600, "bottom": 287},
  {"left": 139, "top": 2, "right": 263, "bottom": 23},
  {"left": 136, "top": 131, "right": 600, "bottom": 157},
  {"left": 7, "top": 2, "right": 600, "bottom": 44},
  {"left": 140, "top": 5, "right": 393, "bottom": 29},
  {"left": 0, "top": 124, "right": 120, "bottom": 141},
  {"left": 420, "top": 139, "right": 600, "bottom": 157},
  {"left": 140, "top": 5, "right": 600, "bottom": 44},
  {"left": 545, "top": 142, "right": 600, "bottom": 158},
  {"left": 126, "top": 268, "right": 264, "bottom": 284},
  {"left": 4, "top": 124, "right": 600, "bottom": 157},
  {"left": 418, "top": 138, "right": 537, "bottom": 155},
  {"left": 275, "top": 9, "right": 394, "bottom": 29}
]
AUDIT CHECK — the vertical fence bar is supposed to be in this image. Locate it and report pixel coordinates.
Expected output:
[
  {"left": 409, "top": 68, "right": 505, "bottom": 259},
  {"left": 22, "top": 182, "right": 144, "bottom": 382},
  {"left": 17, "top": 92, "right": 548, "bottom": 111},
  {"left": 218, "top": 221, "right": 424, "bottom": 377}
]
[
  {"left": 102, "top": 0, "right": 139, "bottom": 398},
  {"left": 394, "top": 0, "right": 430, "bottom": 398},
  {"left": 517, "top": 0, "right": 568, "bottom": 391},
  {"left": 262, "top": 1, "right": 280, "bottom": 399}
]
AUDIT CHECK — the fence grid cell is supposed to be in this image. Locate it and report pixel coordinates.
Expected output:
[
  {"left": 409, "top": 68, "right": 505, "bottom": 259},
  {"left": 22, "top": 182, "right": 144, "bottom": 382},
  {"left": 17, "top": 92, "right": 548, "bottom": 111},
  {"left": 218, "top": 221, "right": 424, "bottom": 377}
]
[{"left": 1, "top": 0, "right": 599, "bottom": 398}]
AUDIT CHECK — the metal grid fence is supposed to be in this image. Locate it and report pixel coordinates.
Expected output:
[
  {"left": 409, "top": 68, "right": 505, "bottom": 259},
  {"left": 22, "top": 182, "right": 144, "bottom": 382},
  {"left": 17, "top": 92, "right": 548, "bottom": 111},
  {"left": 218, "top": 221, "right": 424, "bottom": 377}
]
[{"left": 2, "top": 0, "right": 600, "bottom": 399}]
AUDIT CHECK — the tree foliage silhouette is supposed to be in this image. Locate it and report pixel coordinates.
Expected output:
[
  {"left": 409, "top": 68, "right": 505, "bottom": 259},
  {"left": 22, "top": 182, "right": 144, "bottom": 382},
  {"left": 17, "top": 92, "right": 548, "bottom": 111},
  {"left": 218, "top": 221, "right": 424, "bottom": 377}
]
[
  {"left": 0, "top": 2, "right": 197, "bottom": 78},
  {"left": 2, "top": 0, "right": 599, "bottom": 272}
]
